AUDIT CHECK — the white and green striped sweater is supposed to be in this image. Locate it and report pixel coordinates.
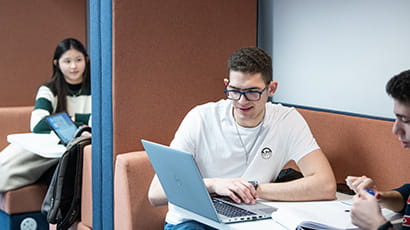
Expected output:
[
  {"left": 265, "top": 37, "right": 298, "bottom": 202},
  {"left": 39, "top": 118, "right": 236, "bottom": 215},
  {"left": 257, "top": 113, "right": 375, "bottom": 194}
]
[{"left": 31, "top": 85, "right": 91, "bottom": 133}]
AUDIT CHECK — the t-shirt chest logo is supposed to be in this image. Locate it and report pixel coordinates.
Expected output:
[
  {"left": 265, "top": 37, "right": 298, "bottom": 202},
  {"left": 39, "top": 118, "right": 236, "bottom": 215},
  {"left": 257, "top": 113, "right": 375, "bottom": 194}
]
[{"left": 260, "top": 147, "right": 272, "bottom": 159}]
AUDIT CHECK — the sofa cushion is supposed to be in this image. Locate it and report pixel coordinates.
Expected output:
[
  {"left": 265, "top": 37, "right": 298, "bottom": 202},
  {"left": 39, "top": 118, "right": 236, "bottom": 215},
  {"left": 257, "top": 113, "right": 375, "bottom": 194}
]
[
  {"left": 0, "top": 184, "right": 47, "bottom": 214},
  {"left": 77, "top": 221, "right": 91, "bottom": 230},
  {"left": 114, "top": 151, "right": 167, "bottom": 230},
  {"left": 0, "top": 106, "right": 32, "bottom": 150},
  {"left": 298, "top": 108, "right": 410, "bottom": 190}
]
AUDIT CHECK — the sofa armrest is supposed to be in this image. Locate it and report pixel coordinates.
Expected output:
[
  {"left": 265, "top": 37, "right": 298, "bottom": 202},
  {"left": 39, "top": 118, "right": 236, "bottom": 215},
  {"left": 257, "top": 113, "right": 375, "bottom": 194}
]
[
  {"left": 80, "top": 145, "right": 92, "bottom": 229},
  {"left": 114, "top": 151, "right": 167, "bottom": 230},
  {"left": 0, "top": 106, "right": 33, "bottom": 150}
]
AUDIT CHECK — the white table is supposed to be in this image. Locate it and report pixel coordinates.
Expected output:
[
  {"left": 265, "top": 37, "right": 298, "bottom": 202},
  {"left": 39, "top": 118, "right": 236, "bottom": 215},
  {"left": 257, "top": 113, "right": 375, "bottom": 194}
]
[
  {"left": 173, "top": 205, "right": 287, "bottom": 230},
  {"left": 229, "top": 193, "right": 353, "bottom": 230},
  {"left": 7, "top": 133, "right": 66, "bottom": 158},
  {"left": 177, "top": 193, "right": 401, "bottom": 230}
]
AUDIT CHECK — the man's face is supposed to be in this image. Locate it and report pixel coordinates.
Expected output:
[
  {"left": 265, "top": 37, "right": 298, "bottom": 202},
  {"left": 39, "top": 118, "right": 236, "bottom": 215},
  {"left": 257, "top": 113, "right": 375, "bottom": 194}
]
[
  {"left": 226, "top": 71, "right": 276, "bottom": 127},
  {"left": 392, "top": 99, "right": 410, "bottom": 148}
]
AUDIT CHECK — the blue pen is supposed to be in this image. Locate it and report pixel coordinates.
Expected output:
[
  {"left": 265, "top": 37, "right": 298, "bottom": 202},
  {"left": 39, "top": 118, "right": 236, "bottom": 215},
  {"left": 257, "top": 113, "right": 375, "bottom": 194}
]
[{"left": 366, "top": 188, "right": 375, "bottom": 196}]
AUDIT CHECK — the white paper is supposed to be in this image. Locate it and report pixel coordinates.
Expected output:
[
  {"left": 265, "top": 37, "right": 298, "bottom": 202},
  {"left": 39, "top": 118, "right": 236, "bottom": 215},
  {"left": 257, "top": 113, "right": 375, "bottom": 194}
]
[
  {"left": 271, "top": 201, "right": 356, "bottom": 230},
  {"left": 7, "top": 133, "right": 66, "bottom": 158}
]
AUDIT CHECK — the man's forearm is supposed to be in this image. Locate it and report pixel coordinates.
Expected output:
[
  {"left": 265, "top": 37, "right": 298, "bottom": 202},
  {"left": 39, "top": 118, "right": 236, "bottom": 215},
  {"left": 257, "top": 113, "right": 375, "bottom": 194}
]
[
  {"left": 148, "top": 176, "right": 168, "bottom": 206},
  {"left": 257, "top": 175, "right": 336, "bottom": 201}
]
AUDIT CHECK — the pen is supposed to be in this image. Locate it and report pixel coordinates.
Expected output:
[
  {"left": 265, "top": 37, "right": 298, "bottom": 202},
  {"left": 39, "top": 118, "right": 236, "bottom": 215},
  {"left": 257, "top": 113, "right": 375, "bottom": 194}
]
[
  {"left": 340, "top": 201, "right": 352, "bottom": 213},
  {"left": 365, "top": 188, "right": 375, "bottom": 196}
]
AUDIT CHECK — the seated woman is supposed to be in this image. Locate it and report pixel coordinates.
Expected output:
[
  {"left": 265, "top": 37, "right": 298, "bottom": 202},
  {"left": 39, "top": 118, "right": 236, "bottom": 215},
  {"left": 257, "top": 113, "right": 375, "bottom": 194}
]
[{"left": 0, "top": 38, "right": 91, "bottom": 193}]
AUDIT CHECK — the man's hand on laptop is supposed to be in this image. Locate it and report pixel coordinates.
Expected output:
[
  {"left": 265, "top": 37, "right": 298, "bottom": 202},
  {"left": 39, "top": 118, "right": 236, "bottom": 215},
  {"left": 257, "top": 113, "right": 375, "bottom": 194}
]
[{"left": 204, "top": 178, "right": 257, "bottom": 204}]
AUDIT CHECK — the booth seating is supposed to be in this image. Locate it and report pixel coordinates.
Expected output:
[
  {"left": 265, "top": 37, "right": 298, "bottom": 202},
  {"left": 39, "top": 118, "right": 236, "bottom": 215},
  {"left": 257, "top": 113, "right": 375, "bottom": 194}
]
[
  {"left": 114, "top": 151, "right": 168, "bottom": 230},
  {"left": 111, "top": 107, "right": 410, "bottom": 229},
  {"left": 64, "top": 148, "right": 171, "bottom": 230},
  {"left": 0, "top": 106, "right": 92, "bottom": 230},
  {"left": 298, "top": 108, "right": 409, "bottom": 190},
  {"left": 4, "top": 105, "right": 408, "bottom": 229},
  {"left": 76, "top": 145, "right": 93, "bottom": 230},
  {"left": 0, "top": 106, "right": 51, "bottom": 229}
]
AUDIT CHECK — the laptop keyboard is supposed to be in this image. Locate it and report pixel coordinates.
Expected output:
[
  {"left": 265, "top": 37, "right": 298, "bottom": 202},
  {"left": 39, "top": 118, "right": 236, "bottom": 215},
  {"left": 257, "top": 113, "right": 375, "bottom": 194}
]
[{"left": 212, "top": 199, "right": 256, "bottom": 217}]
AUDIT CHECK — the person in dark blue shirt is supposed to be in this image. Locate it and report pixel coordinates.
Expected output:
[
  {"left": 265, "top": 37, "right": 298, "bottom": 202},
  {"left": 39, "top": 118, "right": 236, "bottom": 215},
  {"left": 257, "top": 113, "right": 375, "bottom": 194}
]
[{"left": 346, "top": 70, "right": 410, "bottom": 230}]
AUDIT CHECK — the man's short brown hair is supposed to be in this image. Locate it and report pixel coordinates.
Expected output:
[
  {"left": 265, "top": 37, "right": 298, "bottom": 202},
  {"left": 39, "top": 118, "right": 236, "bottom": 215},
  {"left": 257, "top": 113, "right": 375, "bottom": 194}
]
[{"left": 228, "top": 47, "right": 272, "bottom": 85}]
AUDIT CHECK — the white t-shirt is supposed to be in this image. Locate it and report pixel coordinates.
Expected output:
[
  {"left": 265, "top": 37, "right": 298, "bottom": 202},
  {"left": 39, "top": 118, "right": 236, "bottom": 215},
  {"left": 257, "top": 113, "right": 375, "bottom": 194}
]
[{"left": 166, "top": 99, "right": 319, "bottom": 224}]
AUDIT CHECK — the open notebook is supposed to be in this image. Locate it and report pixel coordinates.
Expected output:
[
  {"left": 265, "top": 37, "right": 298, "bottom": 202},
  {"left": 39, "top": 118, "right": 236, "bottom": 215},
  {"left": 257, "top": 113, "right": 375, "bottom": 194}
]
[{"left": 271, "top": 200, "right": 402, "bottom": 230}]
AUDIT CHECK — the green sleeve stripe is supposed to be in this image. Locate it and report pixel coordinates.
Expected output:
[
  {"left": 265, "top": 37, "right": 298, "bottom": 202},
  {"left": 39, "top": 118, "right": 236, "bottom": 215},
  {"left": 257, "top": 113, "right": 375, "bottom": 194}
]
[
  {"left": 32, "top": 118, "right": 52, "bottom": 134},
  {"left": 74, "top": 113, "right": 91, "bottom": 126},
  {"left": 34, "top": 98, "right": 53, "bottom": 114}
]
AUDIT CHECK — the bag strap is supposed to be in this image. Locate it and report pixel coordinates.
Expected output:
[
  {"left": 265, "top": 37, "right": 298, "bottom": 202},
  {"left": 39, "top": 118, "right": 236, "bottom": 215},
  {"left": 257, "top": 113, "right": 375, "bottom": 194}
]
[
  {"left": 65, "top": 127, "right": 92, "bottom": 148},
  {"left": 73, "top": 126, "right": 92, "bottom": 138}
]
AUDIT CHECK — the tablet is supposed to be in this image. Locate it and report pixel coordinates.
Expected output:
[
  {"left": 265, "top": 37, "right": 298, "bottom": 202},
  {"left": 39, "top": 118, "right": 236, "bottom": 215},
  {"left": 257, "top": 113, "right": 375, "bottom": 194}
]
[{"left": 46, "top": 112, "right": 78, "bottom": 146}]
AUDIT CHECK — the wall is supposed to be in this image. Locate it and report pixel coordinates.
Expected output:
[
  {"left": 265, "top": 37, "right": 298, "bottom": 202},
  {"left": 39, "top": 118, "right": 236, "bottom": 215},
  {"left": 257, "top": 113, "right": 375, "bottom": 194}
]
[
  {"left": 0, "top": 1, "right": 86, "bottom": 106},
  {"left": 262, "top": 0, "right": 410, "bottom": 119},
  {"left": 112, "top": 0, "right": 258, "bottom": 155}
]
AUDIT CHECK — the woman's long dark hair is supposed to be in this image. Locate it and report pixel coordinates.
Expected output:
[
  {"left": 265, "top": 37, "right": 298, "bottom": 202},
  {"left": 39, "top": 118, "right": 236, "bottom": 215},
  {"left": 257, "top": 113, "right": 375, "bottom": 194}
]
[{"left": 45, "top": 38, "right": 90, "bottom": 113}]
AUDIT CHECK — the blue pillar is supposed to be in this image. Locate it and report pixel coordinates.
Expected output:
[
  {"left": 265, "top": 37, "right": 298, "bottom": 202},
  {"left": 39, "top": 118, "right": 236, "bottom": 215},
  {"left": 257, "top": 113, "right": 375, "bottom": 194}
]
[{"left": 89, "top": 0, "right": 113, "bottom": 229}]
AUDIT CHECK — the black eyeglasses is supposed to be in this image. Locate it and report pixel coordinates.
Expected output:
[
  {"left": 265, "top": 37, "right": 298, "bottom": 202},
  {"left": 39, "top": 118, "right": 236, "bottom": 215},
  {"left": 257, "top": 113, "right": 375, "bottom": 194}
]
[{"left": 224, "top": 87, "right": 267, "bottom": 101}]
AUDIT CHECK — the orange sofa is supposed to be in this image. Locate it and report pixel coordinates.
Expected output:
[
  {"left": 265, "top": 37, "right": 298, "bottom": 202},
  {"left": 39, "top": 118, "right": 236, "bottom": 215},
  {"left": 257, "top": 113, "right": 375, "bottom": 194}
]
[
  {"left": 111, "top": 107, "right": 410, "bottom": 229},
  {"left": 0, "top": 106, "right": 92, "bottom": 230},
  {"left": 114, "top": 151, "right": 168, "bottom": 230},
  {"left": 298, "top": 108, "right": 409, "bottom": 190},
  {"left": 0, "top": 106, "right": 33, "bottom": 150},
  {"left": 77, "top": 145, "right": 93, "bottom": 230},
  {"left": 0, "top": 106, "right": 51, "bottom": 229},
  {"left": 74, "top": 146, "right": 168, "bottom": 230}
]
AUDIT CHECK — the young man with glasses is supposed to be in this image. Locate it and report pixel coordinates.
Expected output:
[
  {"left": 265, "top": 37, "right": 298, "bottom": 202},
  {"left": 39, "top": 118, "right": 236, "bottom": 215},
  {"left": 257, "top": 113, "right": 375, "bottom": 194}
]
[{"left": 148, "top": 47, "right": 336, "bottom": 230}]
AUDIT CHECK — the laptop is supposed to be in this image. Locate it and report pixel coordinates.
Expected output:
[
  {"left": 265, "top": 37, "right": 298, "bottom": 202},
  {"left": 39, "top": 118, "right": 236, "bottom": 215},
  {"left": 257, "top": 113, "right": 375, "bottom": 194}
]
[
  {"left": 46, "top": 112, "right": 78, "bottom": 146},
  {"left": 141, "top": 139, "right": 277, "bottom": 226}
]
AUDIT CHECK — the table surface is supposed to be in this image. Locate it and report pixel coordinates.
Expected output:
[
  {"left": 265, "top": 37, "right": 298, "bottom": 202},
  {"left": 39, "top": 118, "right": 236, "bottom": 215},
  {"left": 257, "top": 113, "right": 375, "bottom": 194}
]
[
  {"left": 228, "top": 192, "right": 355, "bottom": 230},
  {"left": 177, "top": 192, "right": 401, "bottom": 230}
]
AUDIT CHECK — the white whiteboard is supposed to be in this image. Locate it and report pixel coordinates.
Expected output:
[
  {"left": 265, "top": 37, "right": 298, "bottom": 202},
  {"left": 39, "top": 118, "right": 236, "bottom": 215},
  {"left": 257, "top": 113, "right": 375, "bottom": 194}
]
[{"left": 269, "top": 0, "right": 410, "bottom": 119}]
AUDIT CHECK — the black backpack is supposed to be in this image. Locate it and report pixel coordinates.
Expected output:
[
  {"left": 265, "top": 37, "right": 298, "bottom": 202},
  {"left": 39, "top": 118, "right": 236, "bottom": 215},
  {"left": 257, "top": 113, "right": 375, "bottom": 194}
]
[{"left": 41, "top": 133, "right": 91, "bottom": 230}]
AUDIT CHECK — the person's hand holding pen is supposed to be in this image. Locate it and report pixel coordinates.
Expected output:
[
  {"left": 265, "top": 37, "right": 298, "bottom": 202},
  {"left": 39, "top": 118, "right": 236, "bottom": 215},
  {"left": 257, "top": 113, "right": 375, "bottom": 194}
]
[
  {"left": 350, "top": 188, "right": 388, "bottom": 229},
  {"left": 346, "top": 175, "right": 405, "bottom": 213},
  {"left": 345, "top": 176, "right": 380, "bottom": 199},
  {"left": 345, "top": 176, "right": 390, "bottom": 229}
]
